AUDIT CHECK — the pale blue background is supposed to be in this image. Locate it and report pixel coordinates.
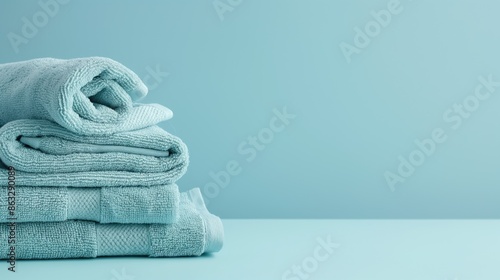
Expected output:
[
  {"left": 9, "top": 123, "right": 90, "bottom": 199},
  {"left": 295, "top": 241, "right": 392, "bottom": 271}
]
[{"left": 1, "top": 0, "right": 500, "bottom": 219}]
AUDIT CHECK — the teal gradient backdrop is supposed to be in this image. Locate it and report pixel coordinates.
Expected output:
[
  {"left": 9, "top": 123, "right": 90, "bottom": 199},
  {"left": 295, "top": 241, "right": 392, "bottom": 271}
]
[{"left": 1, "top": 0, "right": 499, "bottom": 218}]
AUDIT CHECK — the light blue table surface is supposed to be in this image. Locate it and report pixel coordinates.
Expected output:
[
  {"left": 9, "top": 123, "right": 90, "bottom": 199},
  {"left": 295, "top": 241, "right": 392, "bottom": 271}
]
[{"left": 1, "top": 219, "right": 499, "bottom": 280}]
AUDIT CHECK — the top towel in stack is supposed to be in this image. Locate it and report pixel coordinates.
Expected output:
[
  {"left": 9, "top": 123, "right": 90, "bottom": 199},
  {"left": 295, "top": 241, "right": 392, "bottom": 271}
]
[
  {"left": 0, "top": 57, "right": 223, "bottom": 259},
  {"left": 0, "top": 57, "right": 172, "bottom": 135}
]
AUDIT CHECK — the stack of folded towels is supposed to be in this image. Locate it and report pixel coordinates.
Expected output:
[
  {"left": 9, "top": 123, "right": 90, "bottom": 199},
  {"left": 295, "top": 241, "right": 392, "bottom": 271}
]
[{"left": 0, "top": 57, "right": 223, "bottom": 260}]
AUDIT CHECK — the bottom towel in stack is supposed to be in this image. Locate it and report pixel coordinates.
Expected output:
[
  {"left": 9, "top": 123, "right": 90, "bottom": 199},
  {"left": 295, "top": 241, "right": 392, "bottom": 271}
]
[{"left": 0, "top": 188, "right": 223, "bottom": 259}]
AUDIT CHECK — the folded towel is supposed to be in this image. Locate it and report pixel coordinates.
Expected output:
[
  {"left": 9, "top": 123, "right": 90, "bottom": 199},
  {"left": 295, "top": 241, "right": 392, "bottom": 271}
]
[
  {"left": 0, "top": 57, "right": 173, "bottom": 135},
  {"left": 0, "top": 189, "right": 223, "bottom": 259},
  {"left": 0, "top": 185, "right": 179, "bottom": 224},
  {"left": 0, "top": 119, "right": 188, "bottom": 187}
]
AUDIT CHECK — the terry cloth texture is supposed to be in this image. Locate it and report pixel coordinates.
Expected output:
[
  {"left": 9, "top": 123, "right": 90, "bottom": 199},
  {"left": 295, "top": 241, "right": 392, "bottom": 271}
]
[
  {"left": 0, "top": 188, "right": 224, "bottom": 259},
  {"left": 0, "top": 185, "right": 180, "bottom": 224},
  {"left": 0, "top": 57, "right": 172, "bottom": 135},
  {"left": 0, "top": 119, "right": 188, "bottom": 187}
]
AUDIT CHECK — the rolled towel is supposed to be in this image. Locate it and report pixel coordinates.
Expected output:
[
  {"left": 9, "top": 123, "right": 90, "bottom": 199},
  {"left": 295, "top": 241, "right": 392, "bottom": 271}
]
[
  {"left": 0, "top": 119, "right": 188, "bottom": 187},
  {"left": 0, "top": 185, "right": 180, "bottom": 224},
  {"left": 0, "top": 189, "right": 224, "bottom": 259},
  {"left": 0, "top": 57, "right": 173, "bottom": 135}
]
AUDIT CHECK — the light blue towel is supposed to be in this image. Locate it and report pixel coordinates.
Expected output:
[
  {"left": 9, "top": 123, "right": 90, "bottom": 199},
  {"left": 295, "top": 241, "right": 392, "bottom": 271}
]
[
  {"left": 0, "top": 188, "right": 223, "bottom": 259},
  {"left": 0, "top": 57, "right": 173, "bottom": 135},
  {"left": 0, "top": 185, "right": 179, "bottom": 224},
  {"left": 19, "top": 136, "right": 170, "bottom": 157},
  {"left": 0, "top": 119, "right": 188, "bottom": 187}
]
